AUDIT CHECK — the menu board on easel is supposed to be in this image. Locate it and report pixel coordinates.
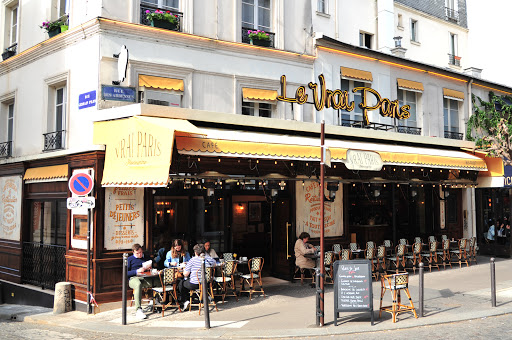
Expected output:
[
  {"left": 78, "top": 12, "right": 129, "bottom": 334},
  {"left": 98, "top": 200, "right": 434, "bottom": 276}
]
[{"left": 333, "top": 259, "right": 374, "bottom": 326}]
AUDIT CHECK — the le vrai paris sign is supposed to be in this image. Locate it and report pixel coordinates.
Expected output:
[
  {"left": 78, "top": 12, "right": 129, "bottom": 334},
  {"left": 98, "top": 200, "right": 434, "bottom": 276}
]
[{"left": 277, "top": 74, "right": 410, "bottom": 125}]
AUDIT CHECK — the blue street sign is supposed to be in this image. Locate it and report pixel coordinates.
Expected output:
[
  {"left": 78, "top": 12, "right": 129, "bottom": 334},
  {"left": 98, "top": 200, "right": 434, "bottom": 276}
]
[
  {"left": 78, "top": 90, "right": 97, "bottom": 109},
  {"left": 101, "top": 85, "right": 136, "bottom": 102},
  {"left": 504, "top": 165, "right": 512, "bottom": 187}
]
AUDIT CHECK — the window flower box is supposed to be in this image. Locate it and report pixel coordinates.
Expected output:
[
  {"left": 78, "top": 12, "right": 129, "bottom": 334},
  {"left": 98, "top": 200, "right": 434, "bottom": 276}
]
[
  {"left": 146, "top": 9, "right": 179, "bottom": 31},
  {"left": 248, "top": 29, "right": 271, "bottom": 47}
]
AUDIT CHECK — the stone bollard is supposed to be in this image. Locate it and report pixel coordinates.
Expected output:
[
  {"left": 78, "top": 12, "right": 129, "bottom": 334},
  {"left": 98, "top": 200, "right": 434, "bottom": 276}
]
[{"left": 54, "top": 282, "right": 72, "bottom": 314}]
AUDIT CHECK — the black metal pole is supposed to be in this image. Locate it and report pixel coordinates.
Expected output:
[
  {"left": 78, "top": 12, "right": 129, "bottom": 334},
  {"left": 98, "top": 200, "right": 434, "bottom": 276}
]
[
  {"left": 419, "top": 262, "right": 424, "bottom": 317},
  {"left": 392, "top": 185, "right": 397, "bottom": 246},
  {"left": 491, "top": 257, "right": 496, "bottom": 307},
  {"left": 87, "top": 208, "right": 91, "bottom": 314},
  {"left": 122, "top": 253, "right": 128, "bottom": 325},
  {"left": 315, "top": 268, "right": 320, "bottom": 326},
  {"left": 202, "top": 257, "right": 210, "bottom": 329},
  {"left": 319, "top": 120, "right": 325, "bottom": 327}
]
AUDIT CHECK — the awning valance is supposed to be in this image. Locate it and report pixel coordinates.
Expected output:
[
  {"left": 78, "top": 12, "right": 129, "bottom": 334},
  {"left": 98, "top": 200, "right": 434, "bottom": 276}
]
[
  {"left": 397, "top": 78, "right": 424, "bottom": 92},
  {"left": 242, "top": 88, "right": 278, "bottom": 103},
  {"left": 176, "top": 129, "right": 487, "bottom": 171},
  {"left": 472, "top": 154, "right": 505, "bottom": 187},
  {"left": 93, "top": 116, "right": 203, "bottom": 187},
  {"left": 24, "top": 164, "right": 68, "bottom": 183},
  {"left": 138, "top": 75, "right": 184, "bottom": 92},
  {"left": 443, "top": 88, "right": 465, "bottom": 101},
  {"left": 340, "top": 66, "right": 373, "bottom": 82}
]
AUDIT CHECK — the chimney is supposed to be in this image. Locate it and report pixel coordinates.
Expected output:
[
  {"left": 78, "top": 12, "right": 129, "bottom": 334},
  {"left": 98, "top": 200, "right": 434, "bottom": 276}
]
[
  {"left": 391, "top": 36, "right": 407, "bottom": 57},
  {"left": 464, "top": 67, "right": 482, "bottom": 79}
]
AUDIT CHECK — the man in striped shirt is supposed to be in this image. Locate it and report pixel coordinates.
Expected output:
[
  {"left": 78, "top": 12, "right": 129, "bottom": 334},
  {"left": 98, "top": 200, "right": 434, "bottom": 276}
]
[{"left": 180, "top": 243, "right": 216, "bottom": 309}]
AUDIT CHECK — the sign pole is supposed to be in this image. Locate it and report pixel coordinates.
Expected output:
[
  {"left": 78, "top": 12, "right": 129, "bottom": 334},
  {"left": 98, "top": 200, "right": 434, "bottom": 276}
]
[
  {"left": 319, "top": 120, "right": 325, "bottom": 327},
  {"left": 87, "top": 207, "right": 91, "bottom": 314}
]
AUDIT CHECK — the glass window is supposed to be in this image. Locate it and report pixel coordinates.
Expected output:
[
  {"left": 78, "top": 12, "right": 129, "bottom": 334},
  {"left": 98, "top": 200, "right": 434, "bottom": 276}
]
[
  {"left": 359, "top": 32, "right": 372, "bottom": 49},
  {"left": 444, "top": 98, "right": 459, "bottom": 132},
  {"left": 397, "top": 14, "right": 403, "bottom": 27},
  {"left": 317, "top": 0, "right": 327, "bottom": 13},
  {"left": 7, "top": 103, "right": 14, "bottom": 142},
  {"left": 55, "top": 87, "right": 66, "bottom": 132},
  {"left": 242, "top": 0, "right": 270, "bottom": 31},
  {"left": 339, "top": 79, "right": 367, "bottom": 125},
  {"left": 397, "top": 89, "right": 417, "bottom": 127},
  {"left": 29, "top": 200, "right": 67, "bottom": 245},
  {"left": 142, "top": 0, "right": 179, "bottom": 10},
  {"left": 242, "top": 101, "right": 272, "bottom": 118},
  {"left": 58, "top": 0, "right": 69, "bottom": 17},
  {"left": 10, "top": 5, "right": 18, "bottom": 46},
  {"left": 411, "top": 19, "right": 418, "bottom": 42}
]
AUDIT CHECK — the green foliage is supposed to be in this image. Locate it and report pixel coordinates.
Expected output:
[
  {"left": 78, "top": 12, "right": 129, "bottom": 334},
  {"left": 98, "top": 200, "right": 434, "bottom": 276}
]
[{"left": 467, "top": 91, "right": 512, "bottom": 163}]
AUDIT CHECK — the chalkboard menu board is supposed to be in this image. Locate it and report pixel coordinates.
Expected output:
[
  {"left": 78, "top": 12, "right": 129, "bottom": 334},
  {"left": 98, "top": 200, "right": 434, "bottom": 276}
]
[{"left": 333, "top": 259, "right": 374, "bottom": 326}]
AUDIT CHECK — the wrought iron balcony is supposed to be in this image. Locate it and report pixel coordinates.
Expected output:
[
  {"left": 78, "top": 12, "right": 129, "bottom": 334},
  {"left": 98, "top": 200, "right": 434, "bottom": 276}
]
[
  {"left": 444, "top": 131, "right": 463, "bottom": 140},
  {"left": 242, "top": 27, "right": 275, "bottom": 48},
  {"left": 448, "top": 53, "right": 461, "bottom": 66},
  {"left": 0, "top": 141, "right": 12, "bottom": 158},
  {"left": 140, "top": 3, "right": 183, "bottom": 32},
  {"left": 445, "top": 7, "right": 459, "bottom": 23},
  {"left": 43, "top": 130, "right": 65, "bottom": 151},
  {"left": 341, "top": 119, "right": 422, "bottom": 135}
]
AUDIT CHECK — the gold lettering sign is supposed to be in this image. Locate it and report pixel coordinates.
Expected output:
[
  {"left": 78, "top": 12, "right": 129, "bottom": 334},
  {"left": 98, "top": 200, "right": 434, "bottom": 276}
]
[{"left": 278, "top": 74, "right": 410, "bottom": 125}]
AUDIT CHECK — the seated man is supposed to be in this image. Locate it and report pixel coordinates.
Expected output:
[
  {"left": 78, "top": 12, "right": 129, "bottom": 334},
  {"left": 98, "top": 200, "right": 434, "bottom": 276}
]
[
  {"left": 202, "top": 239, "right": 219, "bottom": 259},
  {"left": 127, "top": 243, "right": 153, "bottom": 320},
  {"left": 179, "top": 243, "right": 216, "bottom": 309}
]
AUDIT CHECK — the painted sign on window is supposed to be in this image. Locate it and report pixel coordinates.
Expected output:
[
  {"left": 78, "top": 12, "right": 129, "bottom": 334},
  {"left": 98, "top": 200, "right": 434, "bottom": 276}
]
[
  {"left": 104, "top": 187, "right": 144, "bottom": 249},
  {"left": 0, "top": 176, "right": 22, "bottom": 241}
]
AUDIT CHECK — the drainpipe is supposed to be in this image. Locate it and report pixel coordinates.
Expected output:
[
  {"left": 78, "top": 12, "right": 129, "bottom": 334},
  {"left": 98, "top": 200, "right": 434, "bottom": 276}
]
[{"left": 467, "top": 78, "right": 476, "bottom": 239}]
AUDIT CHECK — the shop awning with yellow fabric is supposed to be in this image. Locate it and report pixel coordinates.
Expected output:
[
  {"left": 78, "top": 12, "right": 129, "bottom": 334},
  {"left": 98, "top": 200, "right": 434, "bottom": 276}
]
[
  {"left": 24, "top": 164, "right": 69, "bottom": 183},
  {"left": 397, "top": 78, "right": 424, "bottom": 92},
  {"left": 242, "top": 88, "right": 278, "bottom": 102},
  {"left": 443, "top": 88, "right": 465, "bottom": 101},
  {"left": 176, "top": 129, "right": 487, "bottom": 171},
  {"left": 93, "top": 116, "right": 203, "bottom": 187},
  {"left": 138, "top": 75, "right": 184, "bottom": 92},
  {"left": 340, "top": 66, "right": 373, "bottom": 82}
]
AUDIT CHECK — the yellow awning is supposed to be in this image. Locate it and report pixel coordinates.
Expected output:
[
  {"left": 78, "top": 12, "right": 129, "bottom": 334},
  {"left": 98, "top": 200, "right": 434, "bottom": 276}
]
[
  {"left": 242, "top": 88, "right": 278, "bottom": 102},
  {"left": 175, "top": 130, "right": 487, "bottom": 171},
  {"left": 340, "top": 66, "right": 373, "bottom": 82},
  {"left": 138, "top": 75, "right": 184, "bottom": 92},
  {"left": 93, "top": 116, "right": 203, "bottom": 187},
  {"left": 443, "top": 88, "right": 465, "bottom": 101},
  {"left": 397, "top": 78, "right": 424, "bottom": 92},
  {"left": 24, "top": 164, "right": 68, "bottom": 182}
]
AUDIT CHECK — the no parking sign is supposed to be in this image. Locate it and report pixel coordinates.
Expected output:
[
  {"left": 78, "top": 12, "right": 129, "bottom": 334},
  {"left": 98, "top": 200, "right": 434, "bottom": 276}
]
[{"left": 69, "top": 173, "right": 94, "bottom": 196}]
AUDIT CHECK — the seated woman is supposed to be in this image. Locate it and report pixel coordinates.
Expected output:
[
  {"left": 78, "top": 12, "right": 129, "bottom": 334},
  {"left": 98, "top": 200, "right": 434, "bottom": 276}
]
[
  {"left": 202, "top": 239, "right": 219, "bottom": 259},
  {"left": 294, "top": 232, "right": 316, "bottom": 269},
  {"left": 164, "top": 239, "right": 191, "bottom": 267}
]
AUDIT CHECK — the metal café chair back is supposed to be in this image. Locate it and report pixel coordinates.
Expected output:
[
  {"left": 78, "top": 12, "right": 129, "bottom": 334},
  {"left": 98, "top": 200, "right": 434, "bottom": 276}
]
[
  {"left": 450, "top": 238, "right": 469, "bottom": 268},
  {"left": 152, "top": 267, "right": 182, "bottom": 316},
  {"left": 349, "top": 242, "right": 359, "bottom": 251},
  {"left": 189, "top": 266, "right": 218, "bottom": 315},
  {"left": 340, "top": 249, "right": 352, "bottom": 260},
  {"left": 240, "top": 257, "right": 266, "bottom": 300},
  {"left": 379, "top": 272, "right": 418, "bottom": 323},
  {"left": 223, "top": 252, "right": 234, "bottom": 261},
  {"left": 214, "top": 260, "right": 238, "bottom": 302}
]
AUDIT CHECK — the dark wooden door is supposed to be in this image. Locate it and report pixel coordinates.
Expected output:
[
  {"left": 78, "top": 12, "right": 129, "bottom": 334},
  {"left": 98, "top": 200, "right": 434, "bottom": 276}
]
[
  {"left": 445, "top": 189, "right": 462, "bottom": 239},
  {"left": 272, "top": 198, "right": 293, "bottom": 280}
]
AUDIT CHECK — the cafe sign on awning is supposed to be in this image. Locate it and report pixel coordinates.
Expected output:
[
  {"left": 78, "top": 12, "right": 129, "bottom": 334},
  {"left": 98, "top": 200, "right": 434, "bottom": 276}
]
[{"left": 343, "top": 149, "right": 383, "bottom": 171}]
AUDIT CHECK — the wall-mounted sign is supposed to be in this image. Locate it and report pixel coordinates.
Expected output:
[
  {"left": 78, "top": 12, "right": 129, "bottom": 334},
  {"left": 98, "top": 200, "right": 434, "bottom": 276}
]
[
  {"left": 0, "top": 176, "right": 22, "bottom": 241},
  {"left": 104, "top": 187, "right": 144, "bottom": 250},
  {"left": 113, "top": 45, "right": 129, "bottom": 85},
  {"left": 277, "top": 74, "right": 410, "bottom": 126},
  {"left": 78, "top": 90, "right": 97, "bottom": 109},
  {"left": 504, "top": 165, "right": 512, "bottom": 187},
  {"left": 101, "top": 85, "right": 136, "bottom": 102},
  {"left": 344, "top": 150, "right": 383, "bottom": 171},
  {"left": 69, "top": 172, "right": 94, "bottom": 196}
]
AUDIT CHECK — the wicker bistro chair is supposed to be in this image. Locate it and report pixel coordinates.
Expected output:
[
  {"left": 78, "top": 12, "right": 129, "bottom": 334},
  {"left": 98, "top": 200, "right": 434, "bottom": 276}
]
[
  {"left": 189, "top": 266, "right": 218, "bottom": 315},
  {"left": 379, "top": 272, "right": 418, "bottom": 323},
  {"left": 332, "top": 243, "right": 342, "bottom": 254},
  {"left": 414, "top": 237, "right": 422, "bottom": 245},
  {"left": 240, "top": 257, "right": 266, "bottom": 300},
  {"left": 468, "top": 237, "right": 478, "bottom": 264},
  {"left": 387, "top": 244, "right": 407, "bottom": 273},
  {"left": 441, "top": 234, "right": 448, "bottom": 241},
  {"left": 152, "top": 268, "right": 182, "bottom": 316},
  {"left": 404, "top": 242, "right": 423, "bottom": 274},
  {"left": 213, "top": 260, "right": 238, "bottom": 303},
  {"left": 436, "top": 239, "right": 452, "bottom": 269},
  {"left": 223, "top": 253, "right": 234, "bottom": 261},
  {"left": 349, "top": 242, "right": 359, "bottom": 251},
  {"left": 428, "top": 236, "right": 436, "bottom": 244},
  {"left": 421, "top": 240, "right": 440, "bottom": 272},
  {"left": 450, "top": 238, "right": 469, "bottom": 268},
  {"left": 364, "top": 247, "right": 379, "bottom": 280},
  {"left": 340, "top": 249, "right": 352, "bottom": 260},
  {"left": 294, "top": 265, "right": 315, "bottom": 285},
  {"left": 376, "top": 245, "right": 387, "bottom": 272},
  {"left": 324, "top": 251, "right": 335, "bottom": 284},
  {"left": 366, "top": 241, "right": 375, "bottom": 250},
  {"left": 399, "top": 238, "right": 408, "bottom": 246}
]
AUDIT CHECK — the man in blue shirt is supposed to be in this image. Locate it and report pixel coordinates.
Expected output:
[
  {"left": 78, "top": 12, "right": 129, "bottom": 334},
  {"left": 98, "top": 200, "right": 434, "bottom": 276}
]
[
  {"left": 127, "top": 243, "right": 152, "bottom": 319},
  {"left": 180, "top": 243, "right": 216, "bottom": 310}
]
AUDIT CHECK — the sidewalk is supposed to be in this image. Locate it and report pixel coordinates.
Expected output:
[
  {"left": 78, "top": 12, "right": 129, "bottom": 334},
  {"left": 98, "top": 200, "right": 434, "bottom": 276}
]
[{"left": 2, "top": 256, "right": 512, "bottom": 339}]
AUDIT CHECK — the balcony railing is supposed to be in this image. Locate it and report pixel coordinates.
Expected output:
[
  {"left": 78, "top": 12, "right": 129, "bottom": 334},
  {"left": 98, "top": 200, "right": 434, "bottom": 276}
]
[
  {"left": 43, "top": 130, "right": 65, "bottom": 151},
  {"left": 445, "top": 7, "right": 459, "bottom": 23},
  {"left": 140, "top": 3, "right": 183, "bottom": 32},
  {"left": 22, "top": 242, "right": 66, "bottom": 290},
  {"left": 242, "top": 27, "right": 275, "bottom": 48},
  {"left": 448, "top": 54, "right": 461, "bottom": 66},
  {"left": 0, "top": 141, "right": 12, "bottom": 158},
  {"left": 1, "top": 43, "right": 17, "bottom": 61},
  {"left": 341, "top": 119, "right": 422, "bottom": 135},
  {"left": 444, "top": 131, "right": 463, "bottom": 140}
]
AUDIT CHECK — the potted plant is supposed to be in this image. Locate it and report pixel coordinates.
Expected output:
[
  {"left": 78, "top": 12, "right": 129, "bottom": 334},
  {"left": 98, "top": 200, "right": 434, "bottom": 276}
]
[
  {"left": 248, "top": 29, "right": 271, "bottom": 47},
  {"left": 146, "top": 9, "right": 179, "bottom": 31},
  {"left": 41, "top": 20, "right": 65, "bottom": 38}
]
